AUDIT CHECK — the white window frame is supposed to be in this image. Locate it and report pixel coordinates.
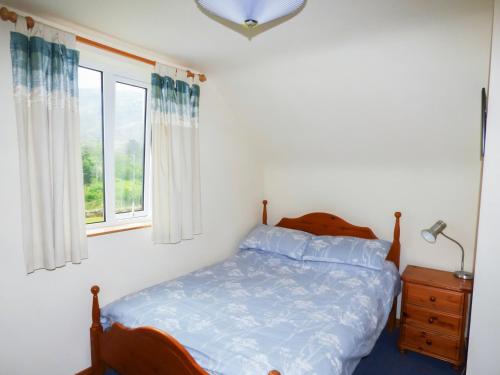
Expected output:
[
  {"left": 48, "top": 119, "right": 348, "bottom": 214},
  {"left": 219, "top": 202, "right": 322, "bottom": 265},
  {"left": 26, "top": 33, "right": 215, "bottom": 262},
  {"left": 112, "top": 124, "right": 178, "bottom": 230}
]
[{"left": 79, "top": 52, "right": 152, "bottom": 230}]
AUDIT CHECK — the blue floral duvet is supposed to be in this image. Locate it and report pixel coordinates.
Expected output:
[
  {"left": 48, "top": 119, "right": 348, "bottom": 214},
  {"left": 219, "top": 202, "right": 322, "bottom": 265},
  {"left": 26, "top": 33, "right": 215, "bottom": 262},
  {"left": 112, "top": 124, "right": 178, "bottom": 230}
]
[{"left": 101, "top": 249, "right": 400, "bottom": 375}]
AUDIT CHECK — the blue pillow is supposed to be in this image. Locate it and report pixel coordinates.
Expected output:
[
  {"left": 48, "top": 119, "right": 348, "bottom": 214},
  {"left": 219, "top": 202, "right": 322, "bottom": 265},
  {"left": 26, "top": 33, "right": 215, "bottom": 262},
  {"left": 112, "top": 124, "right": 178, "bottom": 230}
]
[
  {"left": 239, "top": 224, "right": 312, "bottom": 260},
  {"left": 303, "top": 235, "right": 392, "bottom": 270}
]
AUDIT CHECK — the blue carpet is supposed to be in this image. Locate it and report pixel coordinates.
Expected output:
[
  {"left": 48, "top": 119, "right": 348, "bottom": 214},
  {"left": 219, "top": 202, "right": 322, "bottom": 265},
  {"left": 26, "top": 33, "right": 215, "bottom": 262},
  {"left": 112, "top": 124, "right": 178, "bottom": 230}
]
[{"left": 354, "top": 328, "right": 458, "bottom": 375}]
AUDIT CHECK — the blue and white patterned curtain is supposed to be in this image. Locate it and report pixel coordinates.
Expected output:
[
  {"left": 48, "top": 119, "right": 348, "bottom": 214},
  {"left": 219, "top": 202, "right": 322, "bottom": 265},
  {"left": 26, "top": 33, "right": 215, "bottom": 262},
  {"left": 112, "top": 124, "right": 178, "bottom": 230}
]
[
  {"left": 10, "top": 19, "right": 87, "bottom": 273},
  {"left": 151, "top": 64, "right": 202, "bottom": 244}
]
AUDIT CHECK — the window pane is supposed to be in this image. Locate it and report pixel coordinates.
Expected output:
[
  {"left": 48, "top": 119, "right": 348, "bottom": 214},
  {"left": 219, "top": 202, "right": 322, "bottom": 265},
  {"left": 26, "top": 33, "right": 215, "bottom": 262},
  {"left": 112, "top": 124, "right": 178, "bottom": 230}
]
[
  {"left": 114, "top": 82, "right": 147, "bottom": 214},
  {"left": 79, "top": 67, "right": 105, "bottom": 224}
]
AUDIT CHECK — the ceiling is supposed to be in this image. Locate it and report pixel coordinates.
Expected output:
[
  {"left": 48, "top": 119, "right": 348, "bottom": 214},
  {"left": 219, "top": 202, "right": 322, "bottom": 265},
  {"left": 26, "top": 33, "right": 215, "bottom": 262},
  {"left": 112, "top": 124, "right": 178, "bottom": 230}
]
[
  {"left": 2, "top": 0, "right": 475, "bottom": 73},
  {"left": 2, "top": 0, "right": 495, "bottom": 165}
]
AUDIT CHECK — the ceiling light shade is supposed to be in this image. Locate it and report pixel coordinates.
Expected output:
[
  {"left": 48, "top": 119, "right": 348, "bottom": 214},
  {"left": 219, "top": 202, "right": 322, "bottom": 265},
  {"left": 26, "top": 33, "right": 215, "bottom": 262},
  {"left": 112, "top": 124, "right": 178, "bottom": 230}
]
[{"left": 196, "top": 0, "right": 305, "bottom": 28}]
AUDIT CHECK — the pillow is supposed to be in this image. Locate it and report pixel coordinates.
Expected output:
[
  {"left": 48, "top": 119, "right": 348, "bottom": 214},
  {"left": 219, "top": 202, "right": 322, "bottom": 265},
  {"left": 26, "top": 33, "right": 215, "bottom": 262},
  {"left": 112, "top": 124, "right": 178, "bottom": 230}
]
[
  {"left": 303, "top": 235, "right": 392, "bottom": 270},
  {"left": 239, "top": 224, "right": 312, "bottom": 260}
]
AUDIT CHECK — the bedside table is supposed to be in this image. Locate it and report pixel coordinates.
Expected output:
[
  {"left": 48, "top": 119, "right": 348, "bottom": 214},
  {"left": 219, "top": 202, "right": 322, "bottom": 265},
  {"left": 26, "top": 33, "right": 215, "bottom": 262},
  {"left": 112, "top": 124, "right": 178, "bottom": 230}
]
[{"left": 398, "top": 265, "right": 473, "bottom": 368}]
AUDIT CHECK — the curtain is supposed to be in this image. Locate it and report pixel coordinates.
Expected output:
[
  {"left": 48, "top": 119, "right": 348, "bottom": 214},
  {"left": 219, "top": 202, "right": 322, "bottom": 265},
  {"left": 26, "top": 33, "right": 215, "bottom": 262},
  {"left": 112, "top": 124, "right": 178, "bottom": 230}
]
[
  {"left": 151, "top": 64, "right": 202, "bottom": 244},
  {"left": 10, "top": 20, "right": 87, "bottom": 273}
]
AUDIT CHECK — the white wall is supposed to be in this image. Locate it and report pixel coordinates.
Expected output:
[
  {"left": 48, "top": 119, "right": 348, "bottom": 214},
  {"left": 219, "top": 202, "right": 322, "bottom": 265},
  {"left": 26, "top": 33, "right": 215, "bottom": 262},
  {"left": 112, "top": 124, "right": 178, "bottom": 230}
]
[
  {"left": 208, "top": 0, "right": 494, "bottom": 277},
  {"left": 467, "top": 1, "right": 500, "bottom": 373},
  {"left": 263, "top": 163, "right": 481, "bottom": 274},
  {"left": 0, "top": 20, "right": 263, "bottom": 375}
]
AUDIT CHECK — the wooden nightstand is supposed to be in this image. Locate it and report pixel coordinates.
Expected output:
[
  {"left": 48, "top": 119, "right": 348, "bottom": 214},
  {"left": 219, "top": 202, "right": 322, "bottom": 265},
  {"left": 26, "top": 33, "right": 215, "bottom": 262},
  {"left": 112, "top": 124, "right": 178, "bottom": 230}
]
[{"left": 398, "top": 265, "right": 473, "bottom": 368}]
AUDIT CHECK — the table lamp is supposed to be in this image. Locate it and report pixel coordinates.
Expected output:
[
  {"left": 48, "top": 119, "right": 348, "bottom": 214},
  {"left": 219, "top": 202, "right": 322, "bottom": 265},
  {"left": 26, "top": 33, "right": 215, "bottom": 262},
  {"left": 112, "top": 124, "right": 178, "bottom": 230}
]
[{"left": 421, "top": 220, "right": 473, "bottom": 280}]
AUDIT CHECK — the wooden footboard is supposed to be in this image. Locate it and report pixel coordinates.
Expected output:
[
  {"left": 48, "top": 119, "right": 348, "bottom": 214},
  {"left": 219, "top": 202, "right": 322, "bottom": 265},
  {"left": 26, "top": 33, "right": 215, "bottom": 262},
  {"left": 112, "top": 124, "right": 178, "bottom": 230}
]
[{"left": 89, "top": 286, "right": 281, "bottom": 375}]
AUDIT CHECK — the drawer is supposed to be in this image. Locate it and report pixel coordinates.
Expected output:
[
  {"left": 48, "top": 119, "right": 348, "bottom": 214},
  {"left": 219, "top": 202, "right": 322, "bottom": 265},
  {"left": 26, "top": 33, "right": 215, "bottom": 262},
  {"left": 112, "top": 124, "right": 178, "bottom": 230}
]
[
  {"left": 403, "top": 304, "right": 461, "bottom": 336},
  {"left": 401, "top": 324, "right": 460, "bottom": 361},
  {"left": 406, "top": 283, "right": 463, "bottom": 315}
]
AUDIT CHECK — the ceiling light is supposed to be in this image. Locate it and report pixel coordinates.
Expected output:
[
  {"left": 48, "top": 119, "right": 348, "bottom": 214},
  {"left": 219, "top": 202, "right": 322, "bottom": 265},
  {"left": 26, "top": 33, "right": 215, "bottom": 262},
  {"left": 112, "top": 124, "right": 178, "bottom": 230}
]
[{"left": 197, "top": 0, "right": 305, "bottom": 29}]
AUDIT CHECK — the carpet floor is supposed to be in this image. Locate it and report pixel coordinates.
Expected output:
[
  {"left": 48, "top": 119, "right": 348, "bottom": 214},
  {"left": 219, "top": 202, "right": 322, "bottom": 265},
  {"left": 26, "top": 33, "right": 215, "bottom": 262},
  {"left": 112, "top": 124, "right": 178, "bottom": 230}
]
[{"left": 354, "top": 328, "right": 460, "bottom": 375}]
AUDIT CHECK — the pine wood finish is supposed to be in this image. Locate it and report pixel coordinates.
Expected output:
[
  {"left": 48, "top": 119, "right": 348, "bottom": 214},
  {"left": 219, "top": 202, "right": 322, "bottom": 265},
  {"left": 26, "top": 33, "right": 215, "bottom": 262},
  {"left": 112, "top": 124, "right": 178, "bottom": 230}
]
[
  {"left": 74, "top": 368, "right": 93, "bottom": 375},
  {"left": 262, "top": 199, "right": 268, "bottom": 225},
  {"left": 86, "top": 201, "right": 402, "bottom": 375},
  {"left": 100, "top": 324, "right": 209, "bottom": 375},
  {"left": 88, "top": 286, "right": 210, "bottom": 375},
  {"left": 0, "top": 7, "right": 34, "bottom": 28},
  {"left": 406, "top": 284, "right": 463, "bottom": 315},
  {"left": 74, "top": 36, "right": 207, "bottom": 82},
  {"left": 398, "top": 265, "right": 472, "bottom": 368},
  {"left": 86, "top": 222, "right": 151, "bottom": 237},
  {"left": 276, "top": 210, "right": 401, "bottom": 269},
  {"left": 1, "top": 6, "right": 17, "bottom": 23},
  {"left": 88, "top": 287, "right": 283, "bottom": 375}
]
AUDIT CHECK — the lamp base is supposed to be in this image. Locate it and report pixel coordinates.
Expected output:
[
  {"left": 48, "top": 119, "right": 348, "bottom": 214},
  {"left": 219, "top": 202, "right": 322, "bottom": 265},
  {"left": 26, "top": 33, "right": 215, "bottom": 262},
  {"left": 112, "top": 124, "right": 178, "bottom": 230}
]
[{"left": 454, "top": 270, "right": 474, "bottom": 280}]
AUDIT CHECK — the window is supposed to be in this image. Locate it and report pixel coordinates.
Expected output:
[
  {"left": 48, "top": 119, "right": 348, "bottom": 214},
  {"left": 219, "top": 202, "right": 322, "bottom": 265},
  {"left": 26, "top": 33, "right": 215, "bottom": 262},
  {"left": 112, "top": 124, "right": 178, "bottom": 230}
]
[
  {"left": 114, "top": 82, "right": 147, "bottom": 216},
  {"left": 78, "top": 56, "right": 151, "bottom": 228},
  {"left": 79, "top": 67, "right": 105, "bottom": 224}
]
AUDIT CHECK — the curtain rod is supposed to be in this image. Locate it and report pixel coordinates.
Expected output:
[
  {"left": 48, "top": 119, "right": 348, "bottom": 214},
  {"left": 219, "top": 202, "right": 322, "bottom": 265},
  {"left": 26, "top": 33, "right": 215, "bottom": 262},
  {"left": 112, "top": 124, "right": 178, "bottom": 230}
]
[{"left": 0, "top": 6, "right": 207, "bottom": 82}]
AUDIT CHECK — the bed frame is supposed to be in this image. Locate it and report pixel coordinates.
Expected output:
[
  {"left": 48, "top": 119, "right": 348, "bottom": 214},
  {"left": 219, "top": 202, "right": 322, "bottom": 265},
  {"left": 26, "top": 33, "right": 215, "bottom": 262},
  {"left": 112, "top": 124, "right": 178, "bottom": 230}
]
[{"left": 86, "top": 201, "right": 401, "bottom": 375}]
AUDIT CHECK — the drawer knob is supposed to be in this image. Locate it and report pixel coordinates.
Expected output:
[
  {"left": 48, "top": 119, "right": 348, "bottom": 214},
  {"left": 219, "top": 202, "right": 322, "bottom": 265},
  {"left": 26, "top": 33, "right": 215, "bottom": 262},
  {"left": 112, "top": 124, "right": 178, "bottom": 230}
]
[
  {"left": 428, "top": 317, "right": 436, "bottom": 324},
  {"left": 426, "top": 339, "right": 432, "bottom": 346},
  {"left": 430, "top": 296, "right": 436, "bottom": 302}
]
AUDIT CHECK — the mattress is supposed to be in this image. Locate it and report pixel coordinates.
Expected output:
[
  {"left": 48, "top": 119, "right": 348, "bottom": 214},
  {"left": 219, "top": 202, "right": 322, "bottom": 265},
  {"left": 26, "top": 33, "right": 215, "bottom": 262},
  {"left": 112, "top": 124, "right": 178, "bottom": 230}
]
[{"left": 101, "top": 249, "right": 401, "bottom": 375}]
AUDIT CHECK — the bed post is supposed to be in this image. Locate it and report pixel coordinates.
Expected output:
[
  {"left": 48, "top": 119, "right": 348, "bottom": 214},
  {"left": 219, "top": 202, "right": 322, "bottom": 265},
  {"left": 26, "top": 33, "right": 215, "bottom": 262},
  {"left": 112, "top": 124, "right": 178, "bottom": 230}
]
[
  {"left": 90, "top": 286, "right": 104, "bottom": 375},
  {"left": 387, "top": 212, "right": 401, "bottom": 332},
  {"left": 262, "top": 200, "right": 268, "bottom": 225},
  {"left": 392, "top": 212, "right": 401, "bottom": 269}
]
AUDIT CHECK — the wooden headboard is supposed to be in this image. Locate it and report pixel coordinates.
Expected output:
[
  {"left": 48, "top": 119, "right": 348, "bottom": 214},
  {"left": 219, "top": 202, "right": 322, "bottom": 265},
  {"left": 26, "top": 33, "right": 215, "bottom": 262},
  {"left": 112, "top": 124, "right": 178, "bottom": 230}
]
[{"left": 261, "top": 200, "right": 401, "bottom": 269}]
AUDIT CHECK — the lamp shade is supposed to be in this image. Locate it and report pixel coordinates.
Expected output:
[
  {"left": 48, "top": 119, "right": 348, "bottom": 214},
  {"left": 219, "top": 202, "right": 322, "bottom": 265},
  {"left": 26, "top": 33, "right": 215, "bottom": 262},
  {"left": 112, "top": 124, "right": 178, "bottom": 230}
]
[
  {"left": 196, "top": 0, "right": 306, "bottom": 28},
  {"left": 421, "top": 220, "right": 447, "bottom": 243}
]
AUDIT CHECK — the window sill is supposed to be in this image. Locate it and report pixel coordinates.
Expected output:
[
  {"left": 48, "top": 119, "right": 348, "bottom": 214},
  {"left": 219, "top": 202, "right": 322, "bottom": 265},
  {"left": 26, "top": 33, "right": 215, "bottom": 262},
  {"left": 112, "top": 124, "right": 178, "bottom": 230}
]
[{"left": 87, "top": 222, "right": 152, "bottom": 237}]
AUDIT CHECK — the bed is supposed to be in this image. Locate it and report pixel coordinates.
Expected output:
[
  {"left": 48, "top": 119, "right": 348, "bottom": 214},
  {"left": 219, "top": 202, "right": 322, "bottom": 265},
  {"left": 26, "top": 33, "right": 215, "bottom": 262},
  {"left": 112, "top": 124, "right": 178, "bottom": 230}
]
[{"left": 87, "top": 201, "right": 402, "bottom": 375}]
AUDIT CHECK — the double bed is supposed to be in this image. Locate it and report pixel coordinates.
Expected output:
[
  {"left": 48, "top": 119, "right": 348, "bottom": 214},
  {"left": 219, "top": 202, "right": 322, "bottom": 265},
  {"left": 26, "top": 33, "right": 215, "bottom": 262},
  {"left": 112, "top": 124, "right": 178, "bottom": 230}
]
[{"left": 88, "top": 201, "right": 402, "bottom": 375}]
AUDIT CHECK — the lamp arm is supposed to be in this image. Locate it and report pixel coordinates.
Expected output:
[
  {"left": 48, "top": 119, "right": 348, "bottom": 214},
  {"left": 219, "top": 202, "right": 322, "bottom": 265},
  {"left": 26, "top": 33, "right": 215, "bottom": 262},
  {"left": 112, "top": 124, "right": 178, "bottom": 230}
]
[{"left": 441, "top": 232, "right": 465, "bottom": 272}]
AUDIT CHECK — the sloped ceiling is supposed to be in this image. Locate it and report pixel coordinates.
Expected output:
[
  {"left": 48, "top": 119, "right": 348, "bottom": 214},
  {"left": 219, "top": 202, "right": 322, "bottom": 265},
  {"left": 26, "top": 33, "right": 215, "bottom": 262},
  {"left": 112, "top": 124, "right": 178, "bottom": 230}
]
[{"left": 2, "top": 0, "right": 494, "bottom": 165}]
